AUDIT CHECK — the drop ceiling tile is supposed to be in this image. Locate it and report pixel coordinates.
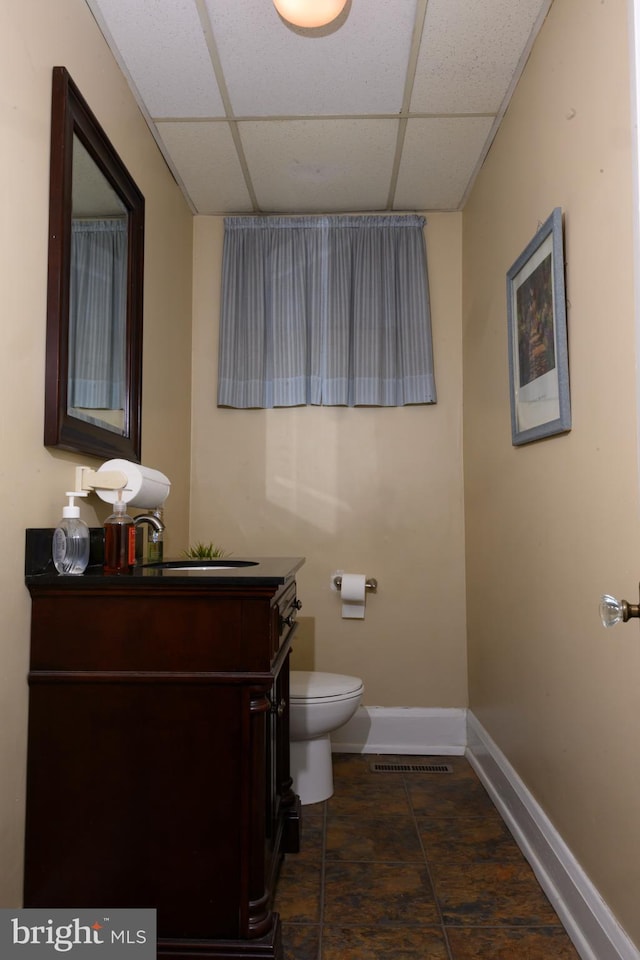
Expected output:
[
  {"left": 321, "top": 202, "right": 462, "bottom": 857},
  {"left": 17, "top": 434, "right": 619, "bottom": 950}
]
[
  {"left": 203, "top": 0, "right": 416, "bottom": 117},
  {"left": 83, "top": 0, "right": 551, "bottom": 213},
  {"left": 239, "top": 118, "right": 399, "bottom": 213},
  {"left": 87, "top": 0, "right": 225, "bottom": 117},
  {"left": 411, "top": 0, "right": 549, "bottom": 114},
  {"left": 157, "top": 122, "right": 253, "bottom": 214},
  {"left": 394, "top": 117, "right": 495, "bottom": 211}
]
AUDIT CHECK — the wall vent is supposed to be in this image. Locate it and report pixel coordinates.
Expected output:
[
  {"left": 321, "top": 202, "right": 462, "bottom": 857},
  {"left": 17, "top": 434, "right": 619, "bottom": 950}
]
[{"left": 369, "top": 762, "right": 453, "bottom": 774}]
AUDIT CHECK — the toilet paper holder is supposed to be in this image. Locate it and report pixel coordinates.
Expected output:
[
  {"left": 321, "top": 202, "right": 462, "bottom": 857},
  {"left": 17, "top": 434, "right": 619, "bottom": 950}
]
[{"left": 333, "top": 575, "right": 378, "bottom": 592}]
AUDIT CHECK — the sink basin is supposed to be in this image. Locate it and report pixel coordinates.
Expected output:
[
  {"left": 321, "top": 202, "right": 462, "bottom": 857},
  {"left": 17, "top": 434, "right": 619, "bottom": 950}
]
[{"left": 141, "top": 559, "right": 259, "bottom": 571}]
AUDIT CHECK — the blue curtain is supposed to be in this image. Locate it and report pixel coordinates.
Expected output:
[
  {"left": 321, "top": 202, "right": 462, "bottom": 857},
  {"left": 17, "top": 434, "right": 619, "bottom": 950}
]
[
  {"left": 68, "top": 218, "right": 127, "bottom": 409},
  {"left": 218, "top": 215, "right": 436, "bottom": 408}
]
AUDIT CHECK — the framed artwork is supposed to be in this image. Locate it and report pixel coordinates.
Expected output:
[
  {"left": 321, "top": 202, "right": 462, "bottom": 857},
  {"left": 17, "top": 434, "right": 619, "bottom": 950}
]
[{"left": 506, "top": 207, "right": 571, "bottom": 445}]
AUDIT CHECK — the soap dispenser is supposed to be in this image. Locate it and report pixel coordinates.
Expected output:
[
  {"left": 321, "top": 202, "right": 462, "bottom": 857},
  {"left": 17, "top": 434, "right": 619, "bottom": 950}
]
[
  {"left": 52, "top": 492, "right": 90, "bottom": 575},
  {"left": 103, "top": 494, "right": 135, "bottom": 575},
  {"left": 147, "top": 507, "right": 164, "bottom": 563}
]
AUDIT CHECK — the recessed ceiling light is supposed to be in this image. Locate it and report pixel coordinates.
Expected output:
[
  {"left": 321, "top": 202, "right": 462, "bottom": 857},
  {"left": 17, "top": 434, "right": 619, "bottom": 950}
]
[{"left": 273, "top": 0, "right": 347, "bottom": 29}]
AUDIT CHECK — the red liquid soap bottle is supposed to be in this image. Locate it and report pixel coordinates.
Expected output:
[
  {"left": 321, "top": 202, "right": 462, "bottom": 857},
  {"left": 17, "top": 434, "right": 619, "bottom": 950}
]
[{"left": 103, "top": 495, "right": 136, "bottom": 575}]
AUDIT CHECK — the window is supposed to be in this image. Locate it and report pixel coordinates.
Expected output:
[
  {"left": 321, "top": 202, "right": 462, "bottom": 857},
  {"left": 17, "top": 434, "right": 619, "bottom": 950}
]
[{"left": 218, "top": 215, "right": 436, "bottom": 408}]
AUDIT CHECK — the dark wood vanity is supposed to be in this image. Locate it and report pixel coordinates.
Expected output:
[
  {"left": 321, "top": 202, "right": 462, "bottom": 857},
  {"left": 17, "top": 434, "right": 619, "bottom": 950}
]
[{"left": 24, "top": 553, "right": 304, "bottom": 960}]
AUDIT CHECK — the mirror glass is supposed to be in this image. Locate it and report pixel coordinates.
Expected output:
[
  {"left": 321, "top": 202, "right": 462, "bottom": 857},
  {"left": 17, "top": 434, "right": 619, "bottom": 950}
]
[
  {"left": 70, "top": 136, "right": 128, "bottom": 435},
  {"left": 44, "top": 67, "right": 145, "bottom": 461}
]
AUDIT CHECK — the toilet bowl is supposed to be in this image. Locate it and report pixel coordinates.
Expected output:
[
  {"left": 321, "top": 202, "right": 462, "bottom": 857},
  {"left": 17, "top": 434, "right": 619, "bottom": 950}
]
[{"left": 289, "top": 670, "right": 364, "bottom": 805}]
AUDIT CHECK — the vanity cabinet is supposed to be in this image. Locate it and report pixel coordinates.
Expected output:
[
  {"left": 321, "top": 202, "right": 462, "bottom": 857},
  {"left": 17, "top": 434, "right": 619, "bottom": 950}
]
[{"left": 24, "top": 558, "right": 304, "bottom": 960}]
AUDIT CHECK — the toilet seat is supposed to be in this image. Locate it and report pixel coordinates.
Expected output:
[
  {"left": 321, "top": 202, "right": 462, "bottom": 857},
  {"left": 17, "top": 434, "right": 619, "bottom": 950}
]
[{"left": 290, "top": 670, "right": 364, "bottom": 703}]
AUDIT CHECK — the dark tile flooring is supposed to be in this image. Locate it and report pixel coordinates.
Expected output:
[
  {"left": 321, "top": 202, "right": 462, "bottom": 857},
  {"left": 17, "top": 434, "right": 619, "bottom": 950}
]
[{"left": 275, "top": 754, "right": 582, "bottom": 960}]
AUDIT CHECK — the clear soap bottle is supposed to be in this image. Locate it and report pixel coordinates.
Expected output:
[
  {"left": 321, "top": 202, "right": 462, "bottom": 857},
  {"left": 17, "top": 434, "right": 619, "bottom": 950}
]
[
  {"left": 52, "top": 492, "right": 90, "bottom": 575},
  {"left": 104, "top": 496, "right": 135, "bottom": 575}
]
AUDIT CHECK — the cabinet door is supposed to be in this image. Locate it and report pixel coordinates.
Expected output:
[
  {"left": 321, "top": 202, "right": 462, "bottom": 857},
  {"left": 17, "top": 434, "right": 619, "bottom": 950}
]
[{"left": 24, "top": 679, "right": 246, "bottom": 939}]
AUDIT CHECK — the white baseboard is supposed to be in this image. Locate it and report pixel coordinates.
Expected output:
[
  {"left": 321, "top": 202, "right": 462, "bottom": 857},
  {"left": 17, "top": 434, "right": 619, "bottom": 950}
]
[
  {"left": 330, "top": 705, "right": 466, "bottom": 755},
  {"left": 466, "top": 711, "right": 640, "bottom": 960}
]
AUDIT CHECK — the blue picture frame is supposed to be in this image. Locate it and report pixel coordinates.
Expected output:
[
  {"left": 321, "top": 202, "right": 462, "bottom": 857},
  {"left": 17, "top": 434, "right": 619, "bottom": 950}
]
[{"left": 506, "top": 207, "right": 571, "bottom": 445}]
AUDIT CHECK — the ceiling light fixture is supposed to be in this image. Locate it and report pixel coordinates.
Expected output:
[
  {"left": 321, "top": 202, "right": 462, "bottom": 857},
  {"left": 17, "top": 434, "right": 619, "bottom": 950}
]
[{"left": 273, "top": 0, "right": 347, "bottom": 28}]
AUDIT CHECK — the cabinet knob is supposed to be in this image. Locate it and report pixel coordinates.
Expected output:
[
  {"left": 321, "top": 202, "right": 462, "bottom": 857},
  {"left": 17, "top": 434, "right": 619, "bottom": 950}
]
[
  {"left": 270, "top": 697, "right": 286, "bottom": 717},
  {"left": 292, "top": 599, "right": 302, "bottom": 610}
]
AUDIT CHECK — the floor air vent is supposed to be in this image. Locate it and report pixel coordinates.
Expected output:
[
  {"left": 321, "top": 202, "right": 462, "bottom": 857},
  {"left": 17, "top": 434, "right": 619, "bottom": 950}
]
[{"left": 370, "top": 762, "right": 454, "bottom": 774}]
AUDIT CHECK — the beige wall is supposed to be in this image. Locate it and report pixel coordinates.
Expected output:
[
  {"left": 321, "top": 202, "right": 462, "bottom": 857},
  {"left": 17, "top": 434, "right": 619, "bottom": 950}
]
[
  {"left": 190, "top": 213, "right": 468, "bottom": 707},
  {"left": 0, "top": 0, "right": 193, "bottom": 905},
  {"left": 463, "top": 0, "right": 640, "bottom": 945}
]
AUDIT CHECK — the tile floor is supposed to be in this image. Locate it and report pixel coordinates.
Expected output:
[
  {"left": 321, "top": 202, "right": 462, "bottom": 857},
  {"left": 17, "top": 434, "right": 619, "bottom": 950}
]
[{"left": 276, "top": 753, "right": 582, "bottom": 960}]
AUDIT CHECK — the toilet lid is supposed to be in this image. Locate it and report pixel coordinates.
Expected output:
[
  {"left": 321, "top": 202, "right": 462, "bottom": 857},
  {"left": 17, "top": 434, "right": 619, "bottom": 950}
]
[{"left": 290, "top": 670, "right": 364, "bottom": 700}]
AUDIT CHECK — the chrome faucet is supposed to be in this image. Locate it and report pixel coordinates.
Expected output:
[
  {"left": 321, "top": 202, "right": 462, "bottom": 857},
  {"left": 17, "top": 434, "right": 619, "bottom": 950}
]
[{"left": 134, "top": 510, "right": 165, "bottom": 564}]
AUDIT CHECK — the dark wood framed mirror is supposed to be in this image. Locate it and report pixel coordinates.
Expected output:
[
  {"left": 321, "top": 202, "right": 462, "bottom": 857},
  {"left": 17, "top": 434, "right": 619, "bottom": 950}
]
[{"left": 44, "top": 66, "right": 144, "bottom": 461}]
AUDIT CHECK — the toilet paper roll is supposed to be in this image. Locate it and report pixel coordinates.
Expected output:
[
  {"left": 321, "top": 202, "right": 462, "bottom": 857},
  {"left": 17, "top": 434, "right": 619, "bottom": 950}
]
[
  {"left": 95, "top": 459, "right": 171, "bottom": 508},
  {"left": 341, "top": 573, "right": 367, "bottom": 619}
]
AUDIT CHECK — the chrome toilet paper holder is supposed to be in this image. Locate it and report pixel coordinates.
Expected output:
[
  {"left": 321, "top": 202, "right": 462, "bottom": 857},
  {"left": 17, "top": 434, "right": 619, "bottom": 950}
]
[{"left": 333, "top": 575, "right": 378, "bottom": 592}]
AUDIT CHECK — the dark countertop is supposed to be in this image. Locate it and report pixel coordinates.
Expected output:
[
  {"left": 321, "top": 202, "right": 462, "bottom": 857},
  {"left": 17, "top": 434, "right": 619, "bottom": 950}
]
[{"left": 25, "top": 529, "right": 304, "bottom": 589}]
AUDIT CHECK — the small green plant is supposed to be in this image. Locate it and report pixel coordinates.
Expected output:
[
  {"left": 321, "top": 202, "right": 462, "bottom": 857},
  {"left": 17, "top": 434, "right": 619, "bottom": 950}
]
[{"left": 183, "top": 541, "right": 229, "bottom": 559}]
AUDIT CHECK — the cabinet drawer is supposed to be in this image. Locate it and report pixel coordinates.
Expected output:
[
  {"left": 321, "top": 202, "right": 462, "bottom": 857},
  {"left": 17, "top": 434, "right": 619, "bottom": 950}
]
[{"left": 29, "top": 591, "right": 298, "bottom": 673}]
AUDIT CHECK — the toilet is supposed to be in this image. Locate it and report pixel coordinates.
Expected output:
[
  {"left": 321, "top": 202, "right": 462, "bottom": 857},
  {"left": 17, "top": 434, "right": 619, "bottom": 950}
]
[{"left": 289, "top": 670, "right": 364, "bottom": 805}]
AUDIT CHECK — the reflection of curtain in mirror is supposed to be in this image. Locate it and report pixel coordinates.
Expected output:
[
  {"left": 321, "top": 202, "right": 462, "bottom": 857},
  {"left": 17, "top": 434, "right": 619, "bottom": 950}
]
[{"left": 69, "top": 218, "right": 127, "bottom": 409}]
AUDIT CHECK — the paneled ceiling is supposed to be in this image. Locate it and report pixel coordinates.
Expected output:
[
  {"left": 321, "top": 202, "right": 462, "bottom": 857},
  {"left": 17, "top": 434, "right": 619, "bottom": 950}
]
[{"left": 84, "top": 0, "right": 553, "bottom": 215}]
